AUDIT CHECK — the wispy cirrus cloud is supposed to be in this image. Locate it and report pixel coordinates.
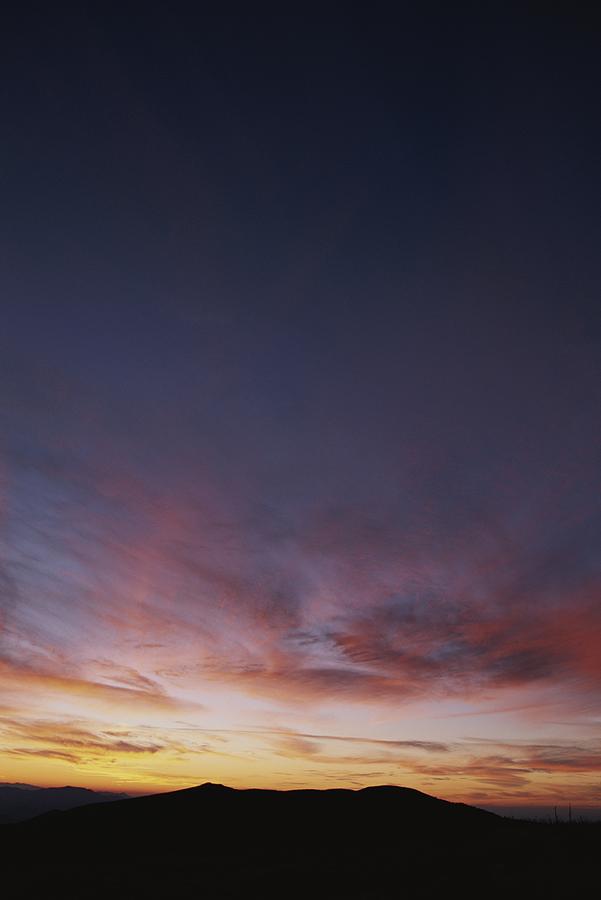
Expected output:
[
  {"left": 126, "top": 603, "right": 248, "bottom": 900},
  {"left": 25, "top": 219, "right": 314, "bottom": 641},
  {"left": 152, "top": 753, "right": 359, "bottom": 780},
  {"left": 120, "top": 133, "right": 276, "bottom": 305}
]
[{"left": 0, "top": 656, "right": 200, "bottom": 715}]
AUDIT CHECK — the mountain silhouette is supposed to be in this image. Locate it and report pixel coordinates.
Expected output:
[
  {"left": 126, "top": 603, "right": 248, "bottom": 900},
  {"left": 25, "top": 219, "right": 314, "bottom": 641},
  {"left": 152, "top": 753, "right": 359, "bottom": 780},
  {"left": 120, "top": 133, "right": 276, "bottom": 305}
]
[
  {"left": 2, "top": 782, "right": 599, "bottom": 897},
  {"left": 0, "top": 783, "right": 129, "bottom": 824},
  {"left": 15, "top": 781, "right": 501, "bottom": 847}
]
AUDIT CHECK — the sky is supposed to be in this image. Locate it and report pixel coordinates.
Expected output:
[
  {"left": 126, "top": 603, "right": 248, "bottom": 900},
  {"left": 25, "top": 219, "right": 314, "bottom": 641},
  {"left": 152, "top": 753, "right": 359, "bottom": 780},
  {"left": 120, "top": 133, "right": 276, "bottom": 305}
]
[{"left": 0, "top": 8, "right": 600, "bottom": 809}]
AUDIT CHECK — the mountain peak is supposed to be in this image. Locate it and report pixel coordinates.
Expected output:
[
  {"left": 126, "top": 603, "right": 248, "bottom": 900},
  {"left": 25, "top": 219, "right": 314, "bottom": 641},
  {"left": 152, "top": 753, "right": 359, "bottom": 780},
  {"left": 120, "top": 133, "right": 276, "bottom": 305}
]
[{"left": 197, "top": 782, "right": 234, "bottom": 793}]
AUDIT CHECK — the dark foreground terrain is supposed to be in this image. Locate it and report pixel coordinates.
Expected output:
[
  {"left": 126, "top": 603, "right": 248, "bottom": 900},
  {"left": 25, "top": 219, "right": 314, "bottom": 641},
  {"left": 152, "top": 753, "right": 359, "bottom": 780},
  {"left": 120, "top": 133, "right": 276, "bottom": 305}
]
[{"left": 2, "top": 783, "right": 599, "bottom": 898}]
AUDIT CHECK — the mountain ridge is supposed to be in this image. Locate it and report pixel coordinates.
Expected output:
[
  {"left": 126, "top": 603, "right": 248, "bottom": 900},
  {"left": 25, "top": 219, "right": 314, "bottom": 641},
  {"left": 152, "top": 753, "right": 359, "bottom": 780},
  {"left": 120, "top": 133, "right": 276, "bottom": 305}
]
[
  {"left": 2, "top": 780, "right": 599, "bottom": 898},
  {"left": 0, "top": 783, "right": 129, "bottom": 824}
]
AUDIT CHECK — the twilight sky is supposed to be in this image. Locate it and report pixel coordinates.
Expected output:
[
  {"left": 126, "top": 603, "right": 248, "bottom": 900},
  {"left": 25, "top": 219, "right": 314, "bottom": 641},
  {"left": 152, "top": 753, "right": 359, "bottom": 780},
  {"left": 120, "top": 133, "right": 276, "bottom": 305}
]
[{"left": 1, "top": 9, "right": 600, "bottom": 807}]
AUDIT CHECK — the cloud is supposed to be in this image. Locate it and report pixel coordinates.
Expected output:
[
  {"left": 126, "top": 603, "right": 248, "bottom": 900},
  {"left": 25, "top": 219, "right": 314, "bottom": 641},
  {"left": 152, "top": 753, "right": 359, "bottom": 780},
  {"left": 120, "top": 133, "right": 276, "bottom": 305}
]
[
  {"left": 87, "top": 660, "right": 169, "bottom": 695},
  {"left": 3, "top": 748, "right": 82, "bottom": 764},
  {"left": 256, "top": 728, "right": 449, "bottom": 754},
  {"left": 0, "top": 716, "right": 166, "bottom": 759},
  {"left": 0, "top": 656, "right": 200, "bottom": 714},
  {"left": 203, "top": 659, "right": 417, "bottom": 703},
  {"left": 264, "top": 730, "right": 450, "bottom": 769}
]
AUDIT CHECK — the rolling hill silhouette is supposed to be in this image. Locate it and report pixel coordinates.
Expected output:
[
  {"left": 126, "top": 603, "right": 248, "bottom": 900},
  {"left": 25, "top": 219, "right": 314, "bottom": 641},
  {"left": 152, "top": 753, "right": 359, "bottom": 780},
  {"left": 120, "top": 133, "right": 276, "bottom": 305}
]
[
  {"left": 23, "top": 781, "right": 500, "bottom": 831},
  {"left": 2, "top": 782, "right": 599, "bottom": 897},
  {"left": 0, "top": 783, "right": 128, "bottom": 823}
]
